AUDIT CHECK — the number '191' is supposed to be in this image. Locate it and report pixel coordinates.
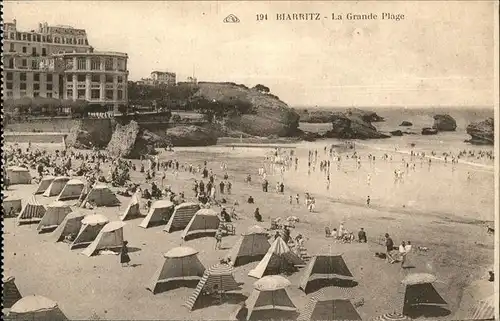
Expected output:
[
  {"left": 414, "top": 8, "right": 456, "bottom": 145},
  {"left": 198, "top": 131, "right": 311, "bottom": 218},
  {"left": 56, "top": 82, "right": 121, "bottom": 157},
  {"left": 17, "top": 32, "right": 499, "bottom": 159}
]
[{"left": 256, "top": 14, "right": 268, "bottom": 21}]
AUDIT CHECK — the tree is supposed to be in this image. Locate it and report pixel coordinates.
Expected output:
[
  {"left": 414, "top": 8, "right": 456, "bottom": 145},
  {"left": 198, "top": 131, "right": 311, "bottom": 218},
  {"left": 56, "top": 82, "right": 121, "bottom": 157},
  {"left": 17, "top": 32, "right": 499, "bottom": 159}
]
[
  {"left": 171, "top": 114, "right": 181, "bottom": 122},
  {"left": 253, "top": 84, "right": 270, "bottom": 93}
]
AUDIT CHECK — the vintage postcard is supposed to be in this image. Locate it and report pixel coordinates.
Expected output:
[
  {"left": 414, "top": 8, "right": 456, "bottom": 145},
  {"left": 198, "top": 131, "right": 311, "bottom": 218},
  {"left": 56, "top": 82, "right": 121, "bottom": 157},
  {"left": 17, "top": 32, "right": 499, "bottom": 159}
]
[{"left": 2, "top": 1, "right": 499, "bottom": 320}]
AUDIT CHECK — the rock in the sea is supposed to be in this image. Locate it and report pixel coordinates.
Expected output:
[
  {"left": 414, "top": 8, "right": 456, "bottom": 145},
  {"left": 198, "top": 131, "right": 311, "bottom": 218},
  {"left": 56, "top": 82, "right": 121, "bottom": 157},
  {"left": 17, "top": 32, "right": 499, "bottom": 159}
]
[
  {"left": 390, "top": 130, "right": 403, "bottom": 136},
  {"left": 107, "top": 121, "right": 157, "bottom": 158},
  {"left": 422, "top": 127, "right": 438, "bottom": 135},
  {"left": 165, "top": 125, "right": 218, "bottom": 147},
  {"left": 326, "top": 109, "right": 390, "bottom": 139},
  {"left": 399, "top": 121, "right": 413, "bottom": 126},
  {"left": 466, "top": 118, "right": 494, "bottom": 145},
  {"left": 345, "top": 108, "right": 385, "bottom": 122},
  {"left": 432, "top": 114, "right": 457, "bottom": 131}
]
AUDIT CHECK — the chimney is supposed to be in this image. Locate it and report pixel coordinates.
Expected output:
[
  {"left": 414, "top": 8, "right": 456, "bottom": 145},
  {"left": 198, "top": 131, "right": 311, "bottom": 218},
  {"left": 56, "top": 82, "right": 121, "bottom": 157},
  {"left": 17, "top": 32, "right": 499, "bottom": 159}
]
[
  {"left": 13, "top": 19, "right": 17, "bottom": 26},
  {"left": 39, "top": 23, "right": 42, "bottom": 31}
]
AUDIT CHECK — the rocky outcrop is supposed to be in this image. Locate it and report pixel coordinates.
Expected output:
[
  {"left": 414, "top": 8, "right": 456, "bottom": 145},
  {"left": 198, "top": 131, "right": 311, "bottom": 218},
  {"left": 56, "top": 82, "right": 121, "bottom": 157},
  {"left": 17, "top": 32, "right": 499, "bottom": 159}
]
[
  {"left": 325, "top": 109, "right": 390, "bottom": 139},
  {"left": 466, "top": 118, "right": 494, "bottom": 145},
  {"left": 66, "top": 126, "right": 93, "bottom": 149},
  {"left": 165, "top": 125, "right": 218, "bottom": 146},
  {"left": 107, "top": 121, "right": 158, "bottom": 159},
  {"left": 345, "top": 108, "right": 385, "bottom": 122},
  {"left": 66, "top": 119, "right": 113, "bottom": 149},
  {"left": 298, "top": 110, "right": 335, "bottom": 123},
  {"left": 422, "top": 127, "right": 438, "bottom": 135},
  {"left": 400, "top": 121, "right": 413, "bottom": 126},
  {"left": 432, "top": 114, "right": 457, "bottom": 131},
  {"left": 390, "top": 130, "right": 403, "bottom": 136}
]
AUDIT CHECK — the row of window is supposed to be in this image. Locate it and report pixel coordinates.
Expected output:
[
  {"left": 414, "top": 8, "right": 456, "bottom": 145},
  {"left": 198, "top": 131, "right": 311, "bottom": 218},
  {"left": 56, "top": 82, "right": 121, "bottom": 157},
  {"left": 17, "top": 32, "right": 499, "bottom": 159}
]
[
  {"left": 5, "top": 32, "right": 88, "bottom": 46},
  {"left": 5, "top": 72, "right": 124, "bottom": 84},
  {"left": 5, "top": 82, "right": 52, "bottom": 91},
  {"left": 66, "top": 89, "right": 124, "bottom": 100},
  {"left": 6, "top": 72, "right": 54, "bottom": 82},
  {"left": 8, "top": 43, "right": 48, "bottom": 56}
]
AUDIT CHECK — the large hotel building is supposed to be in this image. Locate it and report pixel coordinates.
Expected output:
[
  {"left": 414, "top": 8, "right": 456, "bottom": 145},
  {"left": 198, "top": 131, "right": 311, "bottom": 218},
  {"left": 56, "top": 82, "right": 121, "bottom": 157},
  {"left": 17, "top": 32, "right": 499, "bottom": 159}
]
[{"left": 2, "top": 19, "right": 129, "bottom": 111}]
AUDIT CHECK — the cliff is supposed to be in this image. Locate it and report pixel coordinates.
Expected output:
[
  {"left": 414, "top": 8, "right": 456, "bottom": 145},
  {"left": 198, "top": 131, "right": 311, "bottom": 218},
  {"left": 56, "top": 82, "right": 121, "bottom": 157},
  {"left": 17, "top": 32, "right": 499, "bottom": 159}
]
[{"left": 466, "top": 118, "right": 494, "bottom": 145}]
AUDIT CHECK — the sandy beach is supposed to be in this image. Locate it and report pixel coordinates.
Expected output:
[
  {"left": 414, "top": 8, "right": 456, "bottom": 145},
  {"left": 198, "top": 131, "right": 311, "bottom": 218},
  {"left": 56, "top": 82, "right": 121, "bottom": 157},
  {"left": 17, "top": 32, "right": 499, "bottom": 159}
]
[{"left": 3, "top": 139, "right": 495, "bottom": 320}]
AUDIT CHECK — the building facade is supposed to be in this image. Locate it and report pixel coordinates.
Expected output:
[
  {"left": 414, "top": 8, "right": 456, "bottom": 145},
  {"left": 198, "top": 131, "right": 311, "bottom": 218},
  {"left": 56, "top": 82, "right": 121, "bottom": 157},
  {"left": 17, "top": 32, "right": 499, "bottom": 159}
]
[
  {"left": 2, "top": 19, "right": 128, "bottom": 112},
  {"left": 138, "top": 71, "right": 176, "bottom": 86}
]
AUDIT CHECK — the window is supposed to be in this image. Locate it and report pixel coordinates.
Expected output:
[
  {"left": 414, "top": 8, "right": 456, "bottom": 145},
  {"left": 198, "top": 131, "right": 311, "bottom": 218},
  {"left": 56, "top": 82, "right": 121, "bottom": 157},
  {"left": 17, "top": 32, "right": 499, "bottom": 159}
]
[
  {"left": 22, "top": 33, "right": 27, "bottom": 41},
  {"left": 34, "top": 91, "right": 40, "bottom": 97},
  {"left": 8, "top": 59, "right": 14, "bottom": 69},
  {"left": 67, "top": 75, "right": 73, "bottom": 82},
  {"left": 20, "top": 83, "right": 27, "bottom": 90},
  {"left": 22, "top": 59, "right": 27, "bottom": 67},
  {"left": 42, "top": 48, "right": 47, "bottom": 56},
  {"left": 27, "top": 34, "right": 32, "bottom": 41},
  {"left": 6, "top": 72, "right": 13, "bottom": 81},
  {"left": 91, "top": 75, "right": 100, "bottom": 82},
  {"left": 106, "top": 75, "right": 114, "bottom": 83},
  {"left": 105, "top": 58, "right": 113, "bottom": 71},
  {"left": 9, "top": 43, "right": 15, "bottom": 52},
  {"left": 32, "top": 47, "right": 37, "bottom": 55},
  {"left": 55, "top": 37, "right": 60, "bottom": 43},
  {"left": 67, "top": 89, "right": 73, "bottom": 98},
  {"left": 91, "top": 58, "right": 100, "bottom": 70},
  {"left": 32, "top": 60, "right": 39, "bottom": 69},
  {"left": 117, "top": 76, "right": 123, "bottom": 83},
  {"left": 78, "top": 89, "right": 86, "bottom": 99},
  {"left": 5, "top": 33, "right": 8, "bottom": 40},
  {"left": 34, "top": 73, "right": 40, "bottom": 82},
  {"left": 10, "top": 33, "right": 14, "bottom": 39},
  {"left": 47, "top": 74, "right": 53, "bottom": 82},
  {"left": 20, "top": 73, "right": 27, "bottom": 81},
  {"left": 77, "top": 74, "right": 86, "bottom": 82},
  {"left": 16, "top": 32, "right": 21, "bottom": 40},
  {"left": 117, "top": 90, "right": 123, "bottom": 100},
  {"left": 46, "top": 92, "right": 53, "bottom": 98},
  {"left": 6, "top": 91, "right": 13, "bottom": 98},
  {"left": 34, "top": 83, "right": 40, "bottom": 90},
  {"left": 22, "top": 46, "right": 27, "bottom": 53},
  {"left": 77, "top": 57, "right": 86, "bottom": 70},
  {"left": 7, "top": 82, "right": 13, "bottom": 90},
  {"left": 91, "top": 89, "right": 100, "bottom": 99},
  {"left": 106, "top": 90, "right": 114, "bottom": 100},
  {"left": 37, "top": 35, "right": 41, "bottom": 42},
  {"left": 46, "top": 84, "right": 53, "bottom": 91}
]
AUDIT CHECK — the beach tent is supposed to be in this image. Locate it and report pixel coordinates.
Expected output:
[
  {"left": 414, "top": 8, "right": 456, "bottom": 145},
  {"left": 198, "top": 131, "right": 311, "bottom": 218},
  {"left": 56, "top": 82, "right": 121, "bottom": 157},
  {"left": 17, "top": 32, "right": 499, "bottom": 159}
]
[
  {"left": 36, "top": 201, "right": 72, "bottom": 233},
  {"left": 146, "top": 247, "right": 206, "bottom": 294},
  {"left": 226, "top": 225, "right": 270, "bottom": 267},
  {"left": 43, "top": 176, "right": 70, "bottom": 197},
  {"left": 17, "top": 196, "right": 46, "bottom": 225},
  {"left": 82, "top": 184, "right": 120, "bottom": 207},
  {"left": 6, "top": 166, "right": 32, "bottom": 185},
  {"left": 298, "top": 289, "right": 362, "bottom": 321},
  {"left": 2, "top": 276, "right": 22, "bottom": 309},
  {"left": 70, "top": 214, "right": 109, "bottom": 249},
  {"left": 81, "top": 221, "right": 125, "bottom": 256},
  {"left": 119, "top": 191, "right": 142, "bottom": 221},
  {"left": 7, "top": 295, "right": 68, "bottom": 321},
  {"left": 34, "top": 176, "right": 55, "bottom": 194},
  {"left": 185, "top": 263, "right": 241, "bottom": 311},
  {"left": 401, "top": 273, "right": 447, "bottom": 316},
  {"left": 371, "top": 312, "right": 411, "bottom": 321},
  {"left": 454, "top": 278, "right": 494, "bottom": 320},
  {"left": 164, "top": 202, "right": 201, "bottom": 232},
  {"left": 469, "top": 295, "right": 495, "bottom": 320},
  {"left": 248, "top": 236, "right": 304, "bottom": 279},
  {"left": 57, "top": 179, "right": 85, "bottom": 201},
  {"left": 245, "top": 275, "right": 296, "bottom": 321},
  {"left": 299, "top": 254, "right": 354, "bottom": 294},
  {"left": 139, "top": 200, "right": 175, "bottom": 228},
  {"left": 3, "top": 197, "right": 22, "bottom": 216},
  {"left": 181, "top": 208, "right": 221, "bottom": 240},
  {"left": 52, "top": 211, "right": 87, "bottom": 242}
]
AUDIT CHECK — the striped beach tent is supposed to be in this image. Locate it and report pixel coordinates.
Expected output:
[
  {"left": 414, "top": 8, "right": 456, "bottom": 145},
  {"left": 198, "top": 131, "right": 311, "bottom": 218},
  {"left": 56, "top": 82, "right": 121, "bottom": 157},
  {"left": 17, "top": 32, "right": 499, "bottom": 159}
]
[
  {"left": 120, "top": 191, "right": 142, "bottom": 221},
  {"left": 226, "top": 225, "right": 270, "bottom": 267},
  {"left": 245, "top": 275, "right": 297, "bottom": 321},
  {"left": 6, "top": 166, "right": 32, "bottom": 185},
  {"left": 43, "top": 176, "right": 70, "bottom": 197},
  {"left": 146, "top": 247, "right": 206, "bottom": 294},
  {"left": 299, "top": 254, "right": 354, "bottom": 294},
  {"left": 17, "top": 196, "right": 46, "bottom": 225},
  {"left": 57, "top": 179, "right": 85, "bottom": 201},
  {"left": 52, "top": 211, "right": 87, "bottom": 242},
  {"left": 164, "top": 202, "right": 201, "bottom": 232},
  {"left": 298, "top": 292, "right": 362, "bottom": 321},
  {"left": 2, "top": 276, "right": 22, "bottom": 309},
  {"left": 371, "top": 312, "right": 411, "bottom": 321},
  {"left": 70, "top": 214, "right": 109, "bottom": 249},
  {"left": 6, "top": 295, "right": 68, "bottom": 321},
  {"left": 184, "top": 263, "right": 241, "bottom": 311},
  {"left": 139, "top": 200, "right": 175, "bottom": 228},
  {"left": 469, "top": 295, "right": 495, "bottom": 320},
  {"left": 248, "top": 236, "right": 304, "bottom": 279},
  {"left": 180, "top": 208, "right": 220, "bottom": 240},
  {"left": 82, "top": 184, "right": 120, "bottom": 207},
  {"left": 34, "top": 176, "right": 55, "bottom": 194},
  {"left": 81, "top": 221, "right": 126, "bottom": 256},
  {"left": 401, "top": 273, "right": 447, "bottom": 316},
  {"left": 36, "top": 201, "right": 72, "bottom": 233}
]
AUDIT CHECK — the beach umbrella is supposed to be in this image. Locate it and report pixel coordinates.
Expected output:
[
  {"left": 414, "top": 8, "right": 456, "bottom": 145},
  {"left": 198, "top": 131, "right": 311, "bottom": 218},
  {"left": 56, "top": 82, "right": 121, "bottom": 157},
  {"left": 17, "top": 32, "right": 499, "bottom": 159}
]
[
  {"left": 401, "top": 273, "right": 437, "bottom": 285},
  {"left": 254, "top": 275, "right": 291, "bottom": 291},
  {"left": 372, "top": 312, "right": 412, "bottom": 321}
]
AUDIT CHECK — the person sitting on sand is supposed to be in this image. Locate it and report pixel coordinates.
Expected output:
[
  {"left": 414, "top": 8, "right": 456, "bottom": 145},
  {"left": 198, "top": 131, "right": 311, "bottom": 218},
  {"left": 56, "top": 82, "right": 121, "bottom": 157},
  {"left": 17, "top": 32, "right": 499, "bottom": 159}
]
[
  {"left": 248, "top": 196, "right": 255, "bottom": 204},
  {"left": 221, "top": 208, "right": 231, "bottom": 222},
  {"left": 254, "top": 208, "right": 262, "bottom": 222},
  {"left": 358, "top": 228, "right": 367, "bottom": 243}
]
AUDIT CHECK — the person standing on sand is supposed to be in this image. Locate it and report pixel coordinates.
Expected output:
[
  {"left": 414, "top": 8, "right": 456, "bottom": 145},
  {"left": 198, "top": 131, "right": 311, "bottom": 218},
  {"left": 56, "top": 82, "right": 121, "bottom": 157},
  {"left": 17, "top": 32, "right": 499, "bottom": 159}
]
[
  {"left": 366, "top": 196, "right": 371, "bottom": 207},
  {"left": 120, "top": 241, "right": 131, "bottom": 267},
  {"left": 215, "top": 228, "right": 223, "bottom": 250},
  {"left": 385, "top": 234, "right": 395, "bottom": 264}
]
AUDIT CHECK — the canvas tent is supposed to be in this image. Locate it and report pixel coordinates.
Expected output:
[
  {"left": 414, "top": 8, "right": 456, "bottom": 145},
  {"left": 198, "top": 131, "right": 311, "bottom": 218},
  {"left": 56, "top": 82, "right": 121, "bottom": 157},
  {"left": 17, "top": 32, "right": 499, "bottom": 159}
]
[
  {"left": 120, "top": 191, "right": 142, "bottom": 221},
  {"left": 57, "top": 179, "right": 84, "bottom": 201},
  {"left": 43, "top": 177, "right": 70, "bottom": 197},
  {"left": 2, "top": 276, "right": 22, "bottom": 309},
  {"left": 299, "top": 254, "right": 354, "bottom": 294},
  {"left": 36, "top": 201, "right": 72, "bottom": 233},
  {"left": 81, "top": 221, "right": 125, "bottom": 256},
  {"left": 3, "top": 197, "right": 22, "bottom": 216},
  {"left": 164, "top": 202, "right": 201, "bottom": 232},
  {"left": 226, "top": 225, "right": 270, "bottom": 267},
  {"left": 248, "top": 236, "right": 304, "bottom": 279},
  {"left": 17, "top": 196, "right": 46, "bottom": 225},
  {"left": 6, "top": 295, "right": 68, "bottom": 321},
  {"left": 6, "top": 166, "right": 32, "bottom": 185},
  {"left": 82, "top": 184, "right": 120, "bottom": 207},
  {"left": 402, "top": 273, "right": 447, "bottom": 316},
  {"left": 139, "top": 200, "right": 175, "bottom": 228},
  {"left": 146, "top": 247, "right": 206, "bottom": 294},
  {"left": 70, "top": 214, "right": 109, "bottom": 249},
  {"left": 34, "top": 176, "right": 55, "bottom": 194},
  {"left": 298, "top": 289, "right": 362, "bottom": 321},
  {"left": 181, "top": 208, "right": 221, "bottom": 240},
  {"left": 52, "top": 211, "right": 87, "bottom": 242},
  {"left": 185, "top": 263, "right": 241, "bottom": 311},
  {"left": 245, "top": 275, "right": 296, "bottom": 321}
]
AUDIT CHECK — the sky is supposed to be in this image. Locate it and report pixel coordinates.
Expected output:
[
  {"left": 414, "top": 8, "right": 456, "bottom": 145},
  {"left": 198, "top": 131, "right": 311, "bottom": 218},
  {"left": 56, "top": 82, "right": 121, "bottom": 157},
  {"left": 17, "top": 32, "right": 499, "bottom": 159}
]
[{"left": 4, "top": 1, "right": 497, "bottom": 108}]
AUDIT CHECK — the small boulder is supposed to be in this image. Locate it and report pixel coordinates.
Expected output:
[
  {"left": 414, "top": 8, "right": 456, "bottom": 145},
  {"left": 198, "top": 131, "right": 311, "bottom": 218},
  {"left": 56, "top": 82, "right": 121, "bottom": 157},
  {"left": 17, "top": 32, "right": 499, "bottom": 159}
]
[
  {"left": 422, "top": 127, "right": 438, "bottom": 135},
  {"left": 399, "top": 121, "right": 413, "bottom": 126},
  {"left": 432, "top": 114, "right": 457, "bottom": 131},
  {"left": 466, "top": 118, "right": 494, "bottom": 145},
  {"left": 390, "top": 130, "right": 403, "bottom": 136}
]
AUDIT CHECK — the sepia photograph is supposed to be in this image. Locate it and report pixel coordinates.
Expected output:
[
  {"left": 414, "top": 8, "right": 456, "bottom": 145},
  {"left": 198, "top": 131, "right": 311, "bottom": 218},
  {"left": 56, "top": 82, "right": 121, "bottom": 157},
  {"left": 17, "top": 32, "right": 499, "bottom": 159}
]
[{"left": 1, "top": 1, "right": 499, "bottom": 320}]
